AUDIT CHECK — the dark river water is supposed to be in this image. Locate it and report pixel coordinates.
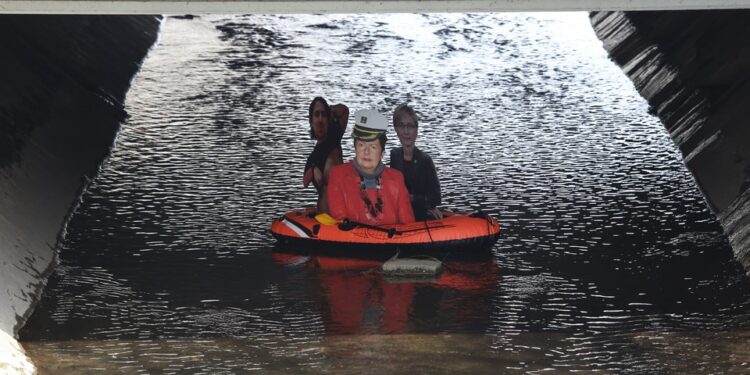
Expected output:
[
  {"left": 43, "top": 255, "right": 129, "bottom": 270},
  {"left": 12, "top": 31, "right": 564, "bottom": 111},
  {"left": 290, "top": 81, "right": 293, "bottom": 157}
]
[{"left": 20, "top": 13, "right": 750, "bottom": 374}]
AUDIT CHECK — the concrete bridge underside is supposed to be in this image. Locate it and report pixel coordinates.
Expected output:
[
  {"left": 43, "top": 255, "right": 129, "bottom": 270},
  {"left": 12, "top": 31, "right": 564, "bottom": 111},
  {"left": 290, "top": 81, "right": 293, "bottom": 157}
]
[
  {"left": 2, "top": 2, "right": 750, "bottom": 373},
  {"left": 2, "top": 0, "right": 750, "bottom": 13}
]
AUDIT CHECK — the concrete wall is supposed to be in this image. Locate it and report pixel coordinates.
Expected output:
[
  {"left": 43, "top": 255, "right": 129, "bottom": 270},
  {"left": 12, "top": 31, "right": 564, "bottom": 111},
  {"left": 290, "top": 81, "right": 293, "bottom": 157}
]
[
  {"left": 0, "top": 15, "right": 161, "bottom": 373},
  {"left": 2, "top": 0, "right": 750, "bottom": 14},
  {"left": 591, "top": 10, "right": 750, "bottom": 271}
]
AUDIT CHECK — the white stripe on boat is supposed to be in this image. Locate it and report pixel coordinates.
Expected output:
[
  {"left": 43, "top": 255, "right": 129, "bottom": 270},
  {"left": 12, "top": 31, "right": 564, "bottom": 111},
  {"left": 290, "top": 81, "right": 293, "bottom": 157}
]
[{"left": 282, "top": 218, "right": 309, "bottom": 238}]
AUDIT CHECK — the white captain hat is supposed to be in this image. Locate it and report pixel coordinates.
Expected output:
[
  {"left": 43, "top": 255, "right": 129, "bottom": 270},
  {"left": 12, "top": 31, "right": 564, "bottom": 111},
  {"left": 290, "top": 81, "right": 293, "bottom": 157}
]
[{"left": 351, "top": 109, "right": 388, "bottom": 141}]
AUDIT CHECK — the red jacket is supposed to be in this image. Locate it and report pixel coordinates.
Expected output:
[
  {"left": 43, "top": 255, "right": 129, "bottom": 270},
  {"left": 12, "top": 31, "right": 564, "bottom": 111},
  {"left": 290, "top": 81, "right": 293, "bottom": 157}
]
[{"left": 327, "top": 162, "right": 415, "bottom": 225}]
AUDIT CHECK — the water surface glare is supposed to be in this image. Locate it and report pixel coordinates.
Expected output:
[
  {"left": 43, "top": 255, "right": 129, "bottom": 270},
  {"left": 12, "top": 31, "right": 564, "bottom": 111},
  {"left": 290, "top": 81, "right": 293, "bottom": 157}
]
[{"left": 21, "top": 13, "right": 750, "bottom": 374}]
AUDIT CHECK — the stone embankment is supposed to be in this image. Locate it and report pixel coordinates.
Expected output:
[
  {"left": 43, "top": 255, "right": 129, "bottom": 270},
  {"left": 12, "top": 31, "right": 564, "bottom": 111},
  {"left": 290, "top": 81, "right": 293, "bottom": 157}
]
[
  {"left": 0, "top": 15, "right": 161, "bottom": 373},
  {"left": 591, "top": 10, "right": 750, "bottom": 272}
]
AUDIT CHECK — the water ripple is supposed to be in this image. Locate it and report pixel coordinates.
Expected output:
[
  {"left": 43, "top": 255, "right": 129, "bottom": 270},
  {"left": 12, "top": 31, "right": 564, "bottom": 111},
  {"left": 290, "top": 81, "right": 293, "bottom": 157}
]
[{"left": 19, "top": 12, "right": 750, "bottom": 374}]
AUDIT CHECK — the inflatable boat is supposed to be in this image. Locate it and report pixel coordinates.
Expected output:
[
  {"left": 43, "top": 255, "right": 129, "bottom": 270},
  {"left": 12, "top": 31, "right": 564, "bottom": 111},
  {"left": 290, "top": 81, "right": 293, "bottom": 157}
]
[{"left": 270, "top": 208, "right": 500, "bottom": 253}]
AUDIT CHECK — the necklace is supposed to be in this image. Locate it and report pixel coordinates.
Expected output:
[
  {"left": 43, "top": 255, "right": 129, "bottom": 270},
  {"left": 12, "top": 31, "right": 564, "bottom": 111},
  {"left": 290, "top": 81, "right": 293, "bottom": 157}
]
[{"left": 360, "top": 176, "right": 383, "bottom": 220}]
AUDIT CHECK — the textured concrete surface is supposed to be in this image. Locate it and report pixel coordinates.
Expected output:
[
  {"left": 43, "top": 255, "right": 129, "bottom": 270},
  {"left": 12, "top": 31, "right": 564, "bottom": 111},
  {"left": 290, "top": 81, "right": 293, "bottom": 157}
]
[
  {"left": 591, "top": 10, "right": 750, "bottom": 271},
  {"left": 0, "top": 15, "right": 161, "bottom": 373},
  {"left": 2, "top": 0, "right": 750, "bottom": 14},
  {"left": 19, "top": 331, "right": 750, "bottom": 374},
  {"left": 0, "top": 331, "right": 34, "bottom": 375}
]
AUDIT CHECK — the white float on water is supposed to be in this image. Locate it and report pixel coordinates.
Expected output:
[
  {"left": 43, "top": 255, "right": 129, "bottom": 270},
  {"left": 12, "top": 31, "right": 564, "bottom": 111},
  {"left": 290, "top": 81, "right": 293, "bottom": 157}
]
[{"left": 382, "top": 257, "right": 443, "bottom": 280}]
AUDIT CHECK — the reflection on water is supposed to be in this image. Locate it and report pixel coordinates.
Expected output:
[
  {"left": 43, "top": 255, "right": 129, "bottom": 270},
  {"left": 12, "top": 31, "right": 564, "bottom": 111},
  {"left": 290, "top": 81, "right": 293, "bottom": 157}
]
[
  {"left": 272, "top": 252, "right": 499, "bottom": 335},
  {"left": 20, "top": 12, "right": 750, "bottom": 373}
]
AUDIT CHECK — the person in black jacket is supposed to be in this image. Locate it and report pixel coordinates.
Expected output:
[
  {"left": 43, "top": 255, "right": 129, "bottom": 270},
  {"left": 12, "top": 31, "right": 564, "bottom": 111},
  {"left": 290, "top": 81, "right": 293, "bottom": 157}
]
[{"left": 389, "top": 104, "right": 442, "bottom": 221}]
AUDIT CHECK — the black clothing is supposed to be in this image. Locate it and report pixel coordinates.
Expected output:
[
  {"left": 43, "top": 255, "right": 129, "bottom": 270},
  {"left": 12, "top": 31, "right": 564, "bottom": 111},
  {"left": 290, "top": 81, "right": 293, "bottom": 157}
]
[
  {"left": 304, "top": 116, "right": 344, "bottom": 193},
  {"left": 389, "top": 146, "right": 441, "bottom": 221}
]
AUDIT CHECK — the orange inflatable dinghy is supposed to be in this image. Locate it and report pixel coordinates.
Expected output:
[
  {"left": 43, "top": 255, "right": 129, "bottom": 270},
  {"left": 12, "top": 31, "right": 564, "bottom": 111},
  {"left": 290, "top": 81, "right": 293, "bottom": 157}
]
[{"left": 271, "top": 208, "right": 500, "bottom": 252}]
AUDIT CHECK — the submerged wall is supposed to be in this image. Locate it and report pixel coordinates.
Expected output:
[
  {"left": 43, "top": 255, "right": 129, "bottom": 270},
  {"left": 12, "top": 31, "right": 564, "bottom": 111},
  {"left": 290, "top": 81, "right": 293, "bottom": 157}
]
[
  {"left": 0, "top": 15, "right": 161, "bottom": 373},
  {"left": 591, "top": 10, "right": 750, "bottom": 271}
]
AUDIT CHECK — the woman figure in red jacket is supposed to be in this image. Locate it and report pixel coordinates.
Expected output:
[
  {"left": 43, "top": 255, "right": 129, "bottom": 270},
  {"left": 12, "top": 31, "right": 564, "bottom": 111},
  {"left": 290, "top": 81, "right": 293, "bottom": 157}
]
[{"left": 327, "top": 109, "right": 415, "bottom": 225}]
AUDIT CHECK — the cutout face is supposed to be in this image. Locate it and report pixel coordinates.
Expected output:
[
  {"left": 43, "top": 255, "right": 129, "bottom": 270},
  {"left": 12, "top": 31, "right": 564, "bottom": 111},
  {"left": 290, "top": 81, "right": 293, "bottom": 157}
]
[
  {"left": 354, "top": 139, "right": 383, "bottom": 173},
  {"left": 311, "top": 101, "right": 329, "bottom": 140},
  {"left": 394, "top": 114, "right": 418, "bottom": 148}
]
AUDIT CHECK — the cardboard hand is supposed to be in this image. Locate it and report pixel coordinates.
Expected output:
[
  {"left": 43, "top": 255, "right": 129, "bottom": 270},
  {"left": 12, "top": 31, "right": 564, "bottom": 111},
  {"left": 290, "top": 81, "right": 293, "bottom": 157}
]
[
  {"left": 303, "top": 166, "right": 323, "bottom": 188},
  {"left": 303, "top": 167, "right": 314, "bottom": 187}
]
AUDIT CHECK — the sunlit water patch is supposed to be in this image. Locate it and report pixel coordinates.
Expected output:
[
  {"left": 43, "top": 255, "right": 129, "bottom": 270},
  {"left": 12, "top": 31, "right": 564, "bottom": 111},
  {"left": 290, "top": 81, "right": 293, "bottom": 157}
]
[{"left": 20, "top": 13, "right": 750, "bottom": 374}]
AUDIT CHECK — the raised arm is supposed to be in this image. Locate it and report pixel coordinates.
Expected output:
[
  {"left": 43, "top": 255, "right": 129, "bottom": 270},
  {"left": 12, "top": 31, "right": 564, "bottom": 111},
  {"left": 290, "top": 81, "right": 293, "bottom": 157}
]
[{"left": 330, "top": 104, "right": 349, "bottom": 138}]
